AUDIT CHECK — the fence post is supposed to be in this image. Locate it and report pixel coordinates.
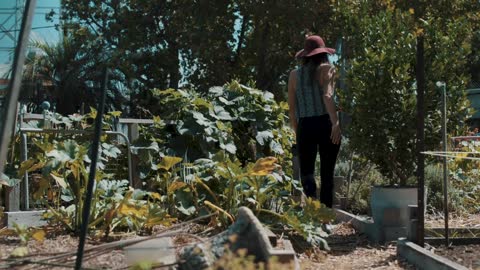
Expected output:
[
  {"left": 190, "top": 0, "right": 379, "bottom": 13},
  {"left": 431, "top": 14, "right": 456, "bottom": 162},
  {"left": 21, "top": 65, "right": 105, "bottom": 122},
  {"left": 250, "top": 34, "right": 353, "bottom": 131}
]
[{"left": 128, "top": 123, "right": 141, "bottom": 189}]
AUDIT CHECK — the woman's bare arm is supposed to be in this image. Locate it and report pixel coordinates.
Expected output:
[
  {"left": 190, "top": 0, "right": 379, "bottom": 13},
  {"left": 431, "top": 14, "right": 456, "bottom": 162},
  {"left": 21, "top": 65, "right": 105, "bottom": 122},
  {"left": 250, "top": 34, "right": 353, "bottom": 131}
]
[{"left": 318, "top": 64, "right": 341, "bottom": 144}]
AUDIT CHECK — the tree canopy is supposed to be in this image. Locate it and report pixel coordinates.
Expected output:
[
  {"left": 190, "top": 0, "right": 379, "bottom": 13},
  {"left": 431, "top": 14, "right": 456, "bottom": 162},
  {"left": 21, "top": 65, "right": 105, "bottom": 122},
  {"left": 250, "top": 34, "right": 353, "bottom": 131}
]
[{"left": 58, "top": 0, "right": 335, "bottom": 114}]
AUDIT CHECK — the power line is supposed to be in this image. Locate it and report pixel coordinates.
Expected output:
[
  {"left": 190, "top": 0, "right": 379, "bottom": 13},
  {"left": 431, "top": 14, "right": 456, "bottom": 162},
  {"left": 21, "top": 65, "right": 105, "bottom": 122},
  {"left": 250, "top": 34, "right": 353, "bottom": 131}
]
[
  {"left": 0, "top": 7, "right": 60, "bottom": 10},
  {"left": 0, "top": 25, "right": 58, "bottom": 34}
]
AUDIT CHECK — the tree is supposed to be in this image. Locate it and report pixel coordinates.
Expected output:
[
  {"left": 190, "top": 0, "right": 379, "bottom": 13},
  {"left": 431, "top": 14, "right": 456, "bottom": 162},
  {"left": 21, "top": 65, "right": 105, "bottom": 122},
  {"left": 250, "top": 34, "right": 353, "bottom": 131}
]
[
  {"left": 23, "top": 36, "right": 93, "bottom": 114},
  {"left": 59, "top": 0, "right": 337, "bottom": 109},
  {"left": 333, "top": 0, "right": 479, "bottom": 185}
]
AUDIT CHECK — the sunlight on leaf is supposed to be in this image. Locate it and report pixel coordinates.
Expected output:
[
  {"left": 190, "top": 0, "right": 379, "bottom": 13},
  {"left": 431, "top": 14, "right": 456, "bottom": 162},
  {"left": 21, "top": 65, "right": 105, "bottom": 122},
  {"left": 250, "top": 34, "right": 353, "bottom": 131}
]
[
  {"left": 50, "top": 173, "right": 67, "bottom": 189},
  {"left": 149, "top": 192, "right": 162, "bottom": 201},
  {"left": 31, "top": 230, "right": 46, "bottom": 242},
  {"left": 158, "top": 156, "right": 182, "bottom": 171},
  {"left": 168, "top": 181, "right": 187, "bottom": 194},
  {"left": 109, "top": 111, "right": 122, "bottom": 117},
  {"left": 249, "top": 157, "right": 278, "bottom": 176}
]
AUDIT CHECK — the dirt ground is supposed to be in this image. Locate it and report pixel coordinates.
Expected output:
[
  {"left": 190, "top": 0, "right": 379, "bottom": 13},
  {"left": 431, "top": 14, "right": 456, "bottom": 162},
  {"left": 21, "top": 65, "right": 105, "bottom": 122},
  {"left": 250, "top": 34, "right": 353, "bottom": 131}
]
[
  {"left": 425, "top": 213, "right": 480, "bottom": 228},
  {"left": 298, "top": 223, "right": 416, "bottom": 270},
  {"left": 432, "top": 244, "right": 480, "bottom": 270},
  {"left": 1, "top": 214, "right": 479, "bottom": 269}
]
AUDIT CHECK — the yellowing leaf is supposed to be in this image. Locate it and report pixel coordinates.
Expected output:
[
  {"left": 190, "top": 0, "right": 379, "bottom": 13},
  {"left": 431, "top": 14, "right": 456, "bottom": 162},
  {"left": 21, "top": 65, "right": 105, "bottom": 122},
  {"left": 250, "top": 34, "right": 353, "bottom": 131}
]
[
  {"left": 10, "top": 246, "right": 28, "bottom": 257},
  {"left": 409, "top": 8, "right": 414, "bottom": 15},
  {"left": 50, "top": 173, "right": 67, "bottom": 189},
  {"left": 158, "top": 156, "right": 182, "bottom": 171},
  {"left": 118, "top": 204, "right": 147, "bottom": 218},
  {"left": 168, "top": 181, "right": 187, "bottom": 194},
  {"left": 456, "top": 152, "right": 468, "bottom": 161},
  {"left": 153, "top": 115, "right": 162, "bottom": 124},
  {"left": 89, "top": 107, "right": 97, "bottom": 119},
  {"left": 415, "top": 27, "right": 424, "bottom": 37},
  {"left": 149, "top": 192, "right": 162, "bottom": 200},
  {"left": 249, "top": 157, "right": 278, "bottom": 176},
  {"left": 109, "top": 111, "right": 122, "bottom": 117},
  {"left": 31, "top": 230, "right": 46, "bottom": 242}
]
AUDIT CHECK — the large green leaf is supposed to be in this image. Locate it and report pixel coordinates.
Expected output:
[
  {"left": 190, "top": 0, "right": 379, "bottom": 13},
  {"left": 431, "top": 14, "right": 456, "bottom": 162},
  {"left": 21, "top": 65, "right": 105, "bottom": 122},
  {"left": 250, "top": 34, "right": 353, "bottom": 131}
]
[
  {"left": 256, "top": 130, "right": 274, "bottom": 146},
  {"left": 101, "top": 143, "right": 121, "bottom": 158},
  {"left": 0, "top": 173, "right": 20, "bottom": 187}
]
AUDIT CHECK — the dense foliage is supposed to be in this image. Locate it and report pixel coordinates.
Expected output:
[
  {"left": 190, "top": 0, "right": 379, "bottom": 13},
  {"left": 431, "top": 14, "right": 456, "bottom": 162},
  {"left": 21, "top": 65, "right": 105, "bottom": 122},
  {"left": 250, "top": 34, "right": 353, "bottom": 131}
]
[
  {"left": 333, "top": 0, "right": 479, "bottom": 185},
  {"left": 3, "top": 83, "right": 335, "bottom": 249}
]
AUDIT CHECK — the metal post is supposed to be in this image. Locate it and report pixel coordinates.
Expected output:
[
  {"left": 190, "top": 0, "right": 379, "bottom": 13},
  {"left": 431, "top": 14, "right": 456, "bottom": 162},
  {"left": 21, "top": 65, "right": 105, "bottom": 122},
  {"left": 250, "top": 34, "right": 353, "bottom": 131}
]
[
  {"left": 415, "top": 0, "right": 426, "bottom": 247},
  {"left": 20, "top": 132, "right": 29, "bottom": 210},
  {"left": 75, "top": 67, "right": 109, "bottom": 270},
  {"left": 0, "top": 0, "right": 37, "bottom": 174},
  {"left": 437, "top": 81, "right": 449, "bottom": 246}
]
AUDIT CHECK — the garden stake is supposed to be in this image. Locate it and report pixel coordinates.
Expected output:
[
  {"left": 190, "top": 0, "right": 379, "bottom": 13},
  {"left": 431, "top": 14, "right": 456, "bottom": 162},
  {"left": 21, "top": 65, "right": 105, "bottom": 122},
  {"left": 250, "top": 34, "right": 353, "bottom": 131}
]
[
  {"left": 438, "top": 81, "right": 449, "bottom": 247},
  {"left": 75, "top": 67, "right": 109, "bottom": 270}
]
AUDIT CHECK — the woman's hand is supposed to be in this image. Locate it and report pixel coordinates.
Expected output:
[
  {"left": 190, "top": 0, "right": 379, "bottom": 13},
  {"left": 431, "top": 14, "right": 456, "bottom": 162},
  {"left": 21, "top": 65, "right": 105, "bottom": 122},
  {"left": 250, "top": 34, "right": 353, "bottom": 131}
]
[{"left": 331, "top": 123, "right": 341, "bottom": 144}]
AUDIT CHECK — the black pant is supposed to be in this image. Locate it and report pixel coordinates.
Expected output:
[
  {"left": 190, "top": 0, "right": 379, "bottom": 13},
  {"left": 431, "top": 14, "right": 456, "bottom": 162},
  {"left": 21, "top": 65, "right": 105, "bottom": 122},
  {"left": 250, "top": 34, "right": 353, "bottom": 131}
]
[{"left": 296, "top": 115, "right": 340, "bottom": 208}]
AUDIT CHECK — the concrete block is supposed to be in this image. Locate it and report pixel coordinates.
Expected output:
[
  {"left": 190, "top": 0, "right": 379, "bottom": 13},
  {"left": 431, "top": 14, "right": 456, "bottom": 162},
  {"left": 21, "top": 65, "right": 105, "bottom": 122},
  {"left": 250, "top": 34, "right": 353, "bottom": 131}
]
[
  {"left": 263, "top": 227, "right": 277, "bottom": 247},
  {"left": 4, "top": 211, "right": 47, "bottom": 228},
  {"left": 124, "top": 237, "right": 176, "bottom": 267},
  {"left": 269, "top": 239, "right": 297, "bottom": 265}
]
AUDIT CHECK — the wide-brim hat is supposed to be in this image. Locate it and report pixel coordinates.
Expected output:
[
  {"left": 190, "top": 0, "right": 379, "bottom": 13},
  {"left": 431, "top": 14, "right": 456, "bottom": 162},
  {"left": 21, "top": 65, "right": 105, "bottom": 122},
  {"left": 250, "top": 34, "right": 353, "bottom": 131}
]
[{"left": 295, "top": 35, "right": 335, "bottom": 58}]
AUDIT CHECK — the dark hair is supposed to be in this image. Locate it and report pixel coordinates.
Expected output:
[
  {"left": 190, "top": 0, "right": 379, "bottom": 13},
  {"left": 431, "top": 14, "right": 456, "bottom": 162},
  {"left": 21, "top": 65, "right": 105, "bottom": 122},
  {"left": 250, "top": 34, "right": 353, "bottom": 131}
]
[
  {"left": 302, "top": 53, "right": 330, "bottom": 67},
  {"left": 301, "top": 53, "right": 330, "bottom": 89}
]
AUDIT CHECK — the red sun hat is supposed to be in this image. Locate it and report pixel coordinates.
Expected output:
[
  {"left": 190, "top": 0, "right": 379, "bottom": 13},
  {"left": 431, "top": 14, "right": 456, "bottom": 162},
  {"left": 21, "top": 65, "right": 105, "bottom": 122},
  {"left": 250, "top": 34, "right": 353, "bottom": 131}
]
[{"left": 295, "top": 35, "right": 335, "bottom": 58}]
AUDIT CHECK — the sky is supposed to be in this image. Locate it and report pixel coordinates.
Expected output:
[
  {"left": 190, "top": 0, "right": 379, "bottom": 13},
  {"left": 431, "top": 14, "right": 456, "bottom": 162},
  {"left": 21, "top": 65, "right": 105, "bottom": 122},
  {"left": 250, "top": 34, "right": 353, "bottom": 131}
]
[{"left": 0, "top": 0, "right": 60, "bottom": 75}]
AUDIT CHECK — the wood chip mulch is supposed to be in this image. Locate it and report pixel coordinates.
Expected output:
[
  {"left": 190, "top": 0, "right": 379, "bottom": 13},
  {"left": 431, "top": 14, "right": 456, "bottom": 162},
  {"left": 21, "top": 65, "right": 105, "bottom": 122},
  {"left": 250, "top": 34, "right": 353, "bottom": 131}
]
[
  {"left": 297, "top": 222, "right": 417, "bottom": 270},
  {"left": 431, "top": 244, "right": 480, "bottom": 270}
]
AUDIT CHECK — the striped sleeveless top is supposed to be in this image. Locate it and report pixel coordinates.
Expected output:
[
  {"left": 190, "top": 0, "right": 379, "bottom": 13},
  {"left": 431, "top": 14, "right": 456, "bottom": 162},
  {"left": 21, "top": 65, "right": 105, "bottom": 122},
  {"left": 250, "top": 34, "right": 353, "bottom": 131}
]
[{"left": 295, "top": 65, "right": 328, "bottom": 121}]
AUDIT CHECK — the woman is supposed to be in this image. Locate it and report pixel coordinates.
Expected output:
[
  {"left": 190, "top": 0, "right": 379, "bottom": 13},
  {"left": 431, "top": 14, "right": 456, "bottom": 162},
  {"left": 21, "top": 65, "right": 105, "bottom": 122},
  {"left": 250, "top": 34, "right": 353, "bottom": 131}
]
[{"left": 288, "top": 35, "right": 341, "bottom": 208}]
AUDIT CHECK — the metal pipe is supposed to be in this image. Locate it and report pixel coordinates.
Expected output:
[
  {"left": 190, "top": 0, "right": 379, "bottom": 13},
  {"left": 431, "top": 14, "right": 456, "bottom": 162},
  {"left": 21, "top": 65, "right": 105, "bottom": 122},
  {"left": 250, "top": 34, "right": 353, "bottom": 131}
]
[
  {"left": 19, "top": 128, "right": 133, "bottom": 186},
  {"left": 75, "top": 67, "right": 109, "bottom": 270},
  {"left": 437, "top": 81, "right": 449, "bottom": 246}
]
